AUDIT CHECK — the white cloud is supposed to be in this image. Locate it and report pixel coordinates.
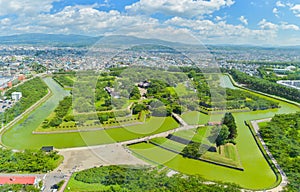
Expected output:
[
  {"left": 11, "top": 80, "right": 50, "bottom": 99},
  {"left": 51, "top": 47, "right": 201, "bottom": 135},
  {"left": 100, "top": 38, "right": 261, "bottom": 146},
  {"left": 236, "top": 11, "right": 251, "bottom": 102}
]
[
  {"left": 125, "top": 0, "right": 235, "bottom": 18},
  {"left": 215, "top": 16, "right": 223, "bottom": 21},
  {"left": 0, "top": 1, "right": 298, "bottom": 46},
  {"left": 0, "top": 18, "right": 10, "bottom": 25},
  {"left": 11, "top": 6, "right": 158, "bottom": 36},
  {"left": 0, "top": 0, "right": 59, "bottom": 16},
  {"left": 273, "top": 8, "right": 280, "bottom": 18},
  {"left": 239, "top": 16, "right": 248, "bottom": 25},
  {"left": 258, "top": 19, "right": 299, "bottom": 31},
  {"left": 291, "top": 4, "right": 300, "bottom": 17},
  {"left": 258, "top": 19, "right": 278, "bottom": 30},
  {"left": 276, "top": 1, "right": 285, "bottom": 7},
  {"left": 280, "top": 22, "right": 300, "bottom": 30},
  {"left": 166, "top": 17, "right": 277, "bottom": 44}
]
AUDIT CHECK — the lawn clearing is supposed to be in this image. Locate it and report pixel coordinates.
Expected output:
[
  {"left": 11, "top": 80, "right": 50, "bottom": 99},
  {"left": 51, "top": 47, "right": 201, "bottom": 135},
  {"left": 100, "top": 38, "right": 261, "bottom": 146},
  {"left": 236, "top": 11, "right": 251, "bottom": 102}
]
[{"left": 66, "top": 175, "right": 109, "bottom": 192}]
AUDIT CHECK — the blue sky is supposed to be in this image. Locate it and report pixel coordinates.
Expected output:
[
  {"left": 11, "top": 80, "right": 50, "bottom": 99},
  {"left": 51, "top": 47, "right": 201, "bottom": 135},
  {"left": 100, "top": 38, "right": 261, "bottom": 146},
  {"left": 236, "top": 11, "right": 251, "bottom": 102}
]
[{"left": 0, "top": 0, "right": 299, "bottom": 45}]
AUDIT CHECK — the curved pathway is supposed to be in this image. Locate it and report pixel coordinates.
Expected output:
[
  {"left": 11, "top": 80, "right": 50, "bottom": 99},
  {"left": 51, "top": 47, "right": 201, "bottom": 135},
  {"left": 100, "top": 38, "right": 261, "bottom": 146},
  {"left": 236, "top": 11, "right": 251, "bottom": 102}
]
[{"left": 251, "top": 119, "right": 288, "bottom": 192}]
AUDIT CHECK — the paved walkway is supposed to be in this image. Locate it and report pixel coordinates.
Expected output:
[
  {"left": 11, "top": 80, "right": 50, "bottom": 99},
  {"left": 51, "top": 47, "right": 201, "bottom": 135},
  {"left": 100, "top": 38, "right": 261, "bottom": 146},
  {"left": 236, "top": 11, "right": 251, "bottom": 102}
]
[
  {"left": 251, "top": 119, "right": 288, "bottom": 192},
  {"left": 172, "top": 112, "right": 188, "bottom": 126}
]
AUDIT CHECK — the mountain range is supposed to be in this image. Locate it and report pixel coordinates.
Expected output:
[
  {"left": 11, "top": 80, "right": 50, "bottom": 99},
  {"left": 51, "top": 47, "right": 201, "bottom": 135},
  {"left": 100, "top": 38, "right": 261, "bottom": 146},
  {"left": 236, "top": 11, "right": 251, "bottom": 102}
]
[{"left": 0, "top": 33, "right": 186, "bottom": 47}]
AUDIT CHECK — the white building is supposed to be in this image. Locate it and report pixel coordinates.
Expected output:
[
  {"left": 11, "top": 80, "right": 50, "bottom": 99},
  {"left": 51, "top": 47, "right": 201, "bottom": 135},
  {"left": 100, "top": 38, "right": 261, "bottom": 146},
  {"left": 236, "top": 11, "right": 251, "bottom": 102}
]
[{"left": 11, "top": 92, "right": 22, "bottom": 101}]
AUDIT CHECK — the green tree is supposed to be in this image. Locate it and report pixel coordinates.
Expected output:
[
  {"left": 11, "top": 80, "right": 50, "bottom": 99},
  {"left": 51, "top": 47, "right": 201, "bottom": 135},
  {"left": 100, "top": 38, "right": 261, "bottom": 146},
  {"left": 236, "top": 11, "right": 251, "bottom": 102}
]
[
  {"left": 129, "top": 86, "right": 141, "bottom": 100},
  {"left": 182, "top": 143, "right": 201, "bottom": 159},
  {"left": 132, "top": 104, "right": 147, "bottom": 114},
  {"left": 211, "top": 125, "right": 230, "bottom": 146},
  {"left": 223, "top": 112, "right": 237, "bottom": 140}
]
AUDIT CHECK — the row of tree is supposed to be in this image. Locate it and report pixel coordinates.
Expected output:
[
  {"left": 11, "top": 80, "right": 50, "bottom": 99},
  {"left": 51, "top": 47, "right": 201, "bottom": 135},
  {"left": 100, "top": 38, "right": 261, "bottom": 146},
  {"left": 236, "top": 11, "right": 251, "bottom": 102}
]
[
  {"left": 74, "top": 165, "right": 241, "bottom": 191},
  {"left": 43, "top": 96, "right": 72, "bottom": 128},
  {"left": 229, "top": 69, "right": 300, "bottom": 102}
]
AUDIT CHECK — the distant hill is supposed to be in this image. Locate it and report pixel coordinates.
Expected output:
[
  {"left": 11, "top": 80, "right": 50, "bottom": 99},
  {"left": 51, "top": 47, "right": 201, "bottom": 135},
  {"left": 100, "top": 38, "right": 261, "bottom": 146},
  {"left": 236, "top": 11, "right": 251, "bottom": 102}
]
[
  {"left": 0, "top": 33, "right": 100, "bottom": 46},
  {"left": 96, "top": 35, "right": 184, "bottom": 47},
  {"left": 0, "top": 33, "right": 186, "bottom": 47}
]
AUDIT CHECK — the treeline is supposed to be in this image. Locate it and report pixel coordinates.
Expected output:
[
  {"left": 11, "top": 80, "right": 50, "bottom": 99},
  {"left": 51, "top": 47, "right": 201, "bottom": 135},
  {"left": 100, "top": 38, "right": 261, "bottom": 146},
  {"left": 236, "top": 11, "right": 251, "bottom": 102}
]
[
  {"left": 0, "top": 148, "right": 61, "bottom": 173},
  {"left": 259, "top": 113, "right": 300, "bottom": 191},
  {"left": 43, "top": 96, "right": 72, "bottom": 128},
  {"left": 229, "top": 69, "right": 300, "bottom": 102},
  {"left": 227, "top": 60, "right": 300, "bottom": 66},
  {"left": 74, "top": 165, "right": 241, "bottom": 192},
  {"left": 53, "top": 74, "right": 74, "bottom": 87},
  {"left": 2, "top": 77, "right": 48, "bottom": 125}
]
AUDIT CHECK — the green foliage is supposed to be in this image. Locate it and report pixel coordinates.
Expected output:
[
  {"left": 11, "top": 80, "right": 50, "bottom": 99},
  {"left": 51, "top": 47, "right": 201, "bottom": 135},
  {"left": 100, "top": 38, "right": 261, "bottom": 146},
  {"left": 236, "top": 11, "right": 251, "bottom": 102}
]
[
  {"left": 0, "top": 148, "right": 61, "bottom": 173},
  {"left": 182, "top": 142, "right": 201, "bottom": 159},
  {"left": 74, "top": 165, "right": 241, "bottom": 192},
  {"left": 259, "top": 113, "right": 300, "bottom": 191},
  {"left": 29, "top": 62, "right": 46, "bottom": 73},
  {"left": 53, "top": 74, "right": 74, "bottom": 87},
  {"left": 0, "top": 184, "right": 39, "bottom": 192},
  {"left": 211, "top": 125, "right": 230, "bottom": 146},
  {"left": 57, "top": 180, "right": 65, "bottom": 190},
  {"left": 229, "top": 69, "right": 300, "bottom": 102},
  {"left": 43, "top": 96, "right": 72, "bottom": 128},
  {"left": 225, "top": 89, "right": 279, "bottom": 110},
  {"left": 129, "top": 86, "right": 141, "bottom": 100},
  {"left": 2, "top": 77, "right": 48, "bottom": 124},
  {"left": 55, "top": 96, "right": 72, "bottom": 118},
  {"left": 223, "top": 113, "right": 237, "bottom": 140},
  {"left": 132, "top": 103, "right": 147, "bottom": 115}
]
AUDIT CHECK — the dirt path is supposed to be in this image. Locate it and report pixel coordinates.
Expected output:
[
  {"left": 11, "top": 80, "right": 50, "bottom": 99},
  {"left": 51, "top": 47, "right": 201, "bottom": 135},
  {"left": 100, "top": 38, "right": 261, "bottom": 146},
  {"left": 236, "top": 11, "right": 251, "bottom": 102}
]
[{"left": 251, "top": 119, "right": 288, "bottom": 192}]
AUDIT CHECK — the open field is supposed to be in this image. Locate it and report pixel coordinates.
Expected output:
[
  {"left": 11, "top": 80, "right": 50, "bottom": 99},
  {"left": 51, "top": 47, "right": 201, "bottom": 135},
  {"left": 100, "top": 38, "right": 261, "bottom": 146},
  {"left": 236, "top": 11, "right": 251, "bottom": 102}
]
[{"left": 172, "top": 127, "right": 211, "bottom": 144}]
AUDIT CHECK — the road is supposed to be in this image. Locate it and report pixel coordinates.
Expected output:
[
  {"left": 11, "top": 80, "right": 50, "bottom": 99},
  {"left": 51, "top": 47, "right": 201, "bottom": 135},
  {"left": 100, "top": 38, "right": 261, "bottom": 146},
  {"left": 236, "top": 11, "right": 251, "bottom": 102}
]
[{"left": 251, "top": 119, "right": 288, "bottom": 192}]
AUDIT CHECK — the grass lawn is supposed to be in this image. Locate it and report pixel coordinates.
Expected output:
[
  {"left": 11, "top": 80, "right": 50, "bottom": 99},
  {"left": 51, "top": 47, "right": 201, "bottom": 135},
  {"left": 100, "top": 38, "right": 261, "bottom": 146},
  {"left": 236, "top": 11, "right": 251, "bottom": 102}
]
[
  {"left": 258, "top": 122, "right": 268, "bottom": 128},
  {"left": 66, "top": 175, "right": 109, "bottom": 192},
  {"left": 201, "top": 151, "right": 240, "bottom": 167},
  {"left": 150, "top": 137, "right": 185, "bottom": 153},
  {"left": 181, "top": 111, "right": 224, "bottom": 125},
  {"left": 221, "top": 143, "right": 239, "bottom": 161},
  {"left": 172, "top": 126, "right": 212, "bottom": 146}
]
